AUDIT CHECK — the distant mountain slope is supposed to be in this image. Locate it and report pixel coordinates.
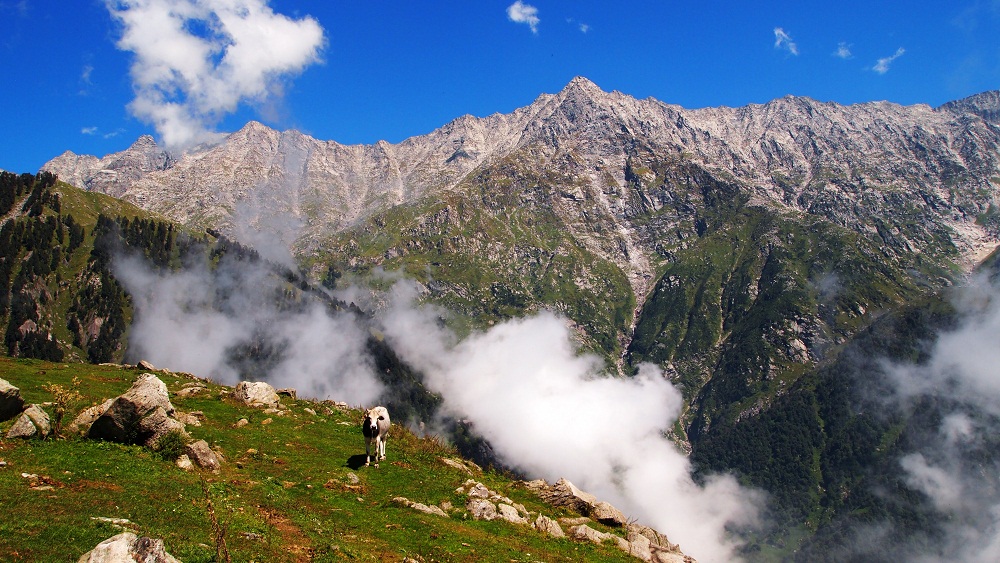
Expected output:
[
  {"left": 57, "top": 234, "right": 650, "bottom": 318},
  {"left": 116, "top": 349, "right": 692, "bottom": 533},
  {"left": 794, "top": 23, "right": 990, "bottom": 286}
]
[{"left": 38, "top": 79, "right": 1000, "bottom": 558}]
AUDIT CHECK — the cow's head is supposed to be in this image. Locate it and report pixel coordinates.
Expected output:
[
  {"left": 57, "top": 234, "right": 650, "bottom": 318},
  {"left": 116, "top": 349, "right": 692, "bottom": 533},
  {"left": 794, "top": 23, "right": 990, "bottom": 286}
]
[{"left": 364, "top": 408, "right": 381, "bottom": 434}]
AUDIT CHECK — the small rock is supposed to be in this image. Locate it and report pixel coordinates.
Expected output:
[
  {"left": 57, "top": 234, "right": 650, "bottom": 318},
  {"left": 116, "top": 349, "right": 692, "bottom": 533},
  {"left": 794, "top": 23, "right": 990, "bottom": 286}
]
[
  {"left": 261, "top": 418, "right": 273, "bottom": 426},
  {"left": 392, "top": 496, "right": 449, "bottom": 518},
  {"left": 497, "top": 503, "right": 528, "bottom": 524},
  {"left": 466, "top": 498, "right": 498, "bottom": 521},
  {"left": 568, "top": 524, "right": 630, "bottom": 552},
  {"left": 184, "top": 440, "right": 221, "bottom": 472},
  {"left": 235, "top": 418, "right": 249, "bottom": 428},
  {"left": 534, "top": 514, "right": 566, "bottom": 538},
  {"left": 174, "top": 387, "right": 204, "bottom": 399},
  {"left": 137, "top": 360, "right": 157, "bottom": 371},
  {"left": 7, "top": 404, "right": 51, "bottom": 439},
  {"left": 175, "top": 455, "right": 194, "bottom": 471}
]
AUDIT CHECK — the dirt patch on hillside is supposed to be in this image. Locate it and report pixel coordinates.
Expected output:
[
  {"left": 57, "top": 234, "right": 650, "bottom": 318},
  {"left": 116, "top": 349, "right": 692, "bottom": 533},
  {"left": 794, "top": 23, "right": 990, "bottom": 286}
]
[{"left": 259, "top": 507, "right": 312, "bottom": 562}]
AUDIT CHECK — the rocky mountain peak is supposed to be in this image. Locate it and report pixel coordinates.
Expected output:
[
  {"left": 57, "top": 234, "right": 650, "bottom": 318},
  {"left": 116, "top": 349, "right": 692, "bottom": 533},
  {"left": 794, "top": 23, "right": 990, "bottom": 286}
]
[
  {"left": 940, "top": 90, "right": 1000, "bottom": 122},
  {"left": 559, "top": 76, "right": 605, "bottom": 99},
  {"left": 41, "top": 77, "right": 1000, "bottom": 275}
]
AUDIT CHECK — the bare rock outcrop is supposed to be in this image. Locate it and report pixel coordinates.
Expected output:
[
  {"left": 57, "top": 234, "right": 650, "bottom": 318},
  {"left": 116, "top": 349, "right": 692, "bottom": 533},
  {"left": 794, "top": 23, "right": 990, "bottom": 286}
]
[
  {"left": 77, "top": 531, "right": 180, "bottom": 563},
  {"left": 524, "top": 477, "right": 694, "bottom": 562},
  {"left": 0, "top": 378, "right": 25, "bottom": 421},
  {"left": 88, "top": 374, "right": 187, "bottom": 447}
]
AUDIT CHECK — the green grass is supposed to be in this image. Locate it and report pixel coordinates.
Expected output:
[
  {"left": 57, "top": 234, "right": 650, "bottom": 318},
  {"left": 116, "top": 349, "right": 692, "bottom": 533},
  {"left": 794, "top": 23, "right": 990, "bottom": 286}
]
[{"left": 0, "top": 357, "right": 637, "bottom": 562}]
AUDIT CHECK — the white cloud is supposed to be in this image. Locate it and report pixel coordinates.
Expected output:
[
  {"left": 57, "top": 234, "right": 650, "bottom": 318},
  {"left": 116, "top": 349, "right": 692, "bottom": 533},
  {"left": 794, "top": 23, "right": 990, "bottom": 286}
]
[
  {"left": 882, "top": 274, "right": 1000, "bottom": 562},
  {"left": 773, "top": 27, "right": 798, "bottom": 55},
  {"left": 81, "top": 126, "right": 99, "bottom": 135},
  {"left": 104, "top": 0, "right": 325, "bottom": 150},
  {"left": 379, "top": 284, "right": 764, "bottom": 563},
  {"left": 873, "top": 47, "right": 905, "bottom": 74},
  {"left": 113, "top": 251, "right": 383, "bottom": 406},
  {"left": 834, "top": 41, "right": 853, "bottom": 59},
  {"left": 566, "top": 18, "right": 589, "bottom": 33},
  {"left": 507, "top": 1, "right": 540, "bottom": 34}
]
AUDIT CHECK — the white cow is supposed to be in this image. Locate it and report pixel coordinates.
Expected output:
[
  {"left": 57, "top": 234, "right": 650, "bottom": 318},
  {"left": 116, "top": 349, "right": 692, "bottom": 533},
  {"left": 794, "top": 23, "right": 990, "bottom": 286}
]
[{"left": 362, "top": 406, "right": 391, "bottom": 467}]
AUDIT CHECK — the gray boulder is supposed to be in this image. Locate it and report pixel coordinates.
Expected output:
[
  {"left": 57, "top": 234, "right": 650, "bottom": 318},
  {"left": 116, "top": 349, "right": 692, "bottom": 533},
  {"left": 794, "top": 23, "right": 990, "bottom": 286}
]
[
  {"left": 0, "top": 378, "right": 25, "bottom": 421},
  {"left": 88, "top": 374, "right": 187, "bottom": 447},
  {"left": 466, "top": 498, "right": 499, "bottom": 521},
  {"left": 184, "top": 439, "right": 222, "bottom": 472},
  {"left": 592, "top": 500, "right": 629, "bottom": 527},
  {"left": 6, "top": 404, "right": 51, "bottom": 439},
  {"left": 67, "top": 399, "right": 114, "bottom": 436},
  {"left": 233, "top": 381, "right": 280, "bottom": 408},
  {"left": 77, "top": 532, "right": 180, "bottom": 563},
  {"left": 533, "top": 514, "right": 566, "bottom": 538}
]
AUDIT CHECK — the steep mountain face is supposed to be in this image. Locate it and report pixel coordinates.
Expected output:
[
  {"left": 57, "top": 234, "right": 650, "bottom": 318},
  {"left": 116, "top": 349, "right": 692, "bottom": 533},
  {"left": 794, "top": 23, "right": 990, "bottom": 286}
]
[
  {"left": 45, "top": 76, "right": 1000, "bottom": 274},
  {"left": 41, "top": 78, "right": 1000, "bottom": 556},
  {"left": 44, "top": 77, "right": 1000, "bottom": 359}
]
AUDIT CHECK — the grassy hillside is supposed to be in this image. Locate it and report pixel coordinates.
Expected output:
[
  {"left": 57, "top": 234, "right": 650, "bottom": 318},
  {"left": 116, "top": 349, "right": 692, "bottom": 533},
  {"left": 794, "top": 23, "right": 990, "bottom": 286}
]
[{"left": 0, "top": 357, "right": 642, "bottom": 562}]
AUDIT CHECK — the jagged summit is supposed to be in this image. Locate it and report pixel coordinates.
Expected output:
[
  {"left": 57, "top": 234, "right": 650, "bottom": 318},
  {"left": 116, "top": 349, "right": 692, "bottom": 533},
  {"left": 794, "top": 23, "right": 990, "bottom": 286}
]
[
  {"left": 559, "top": 75, "right": 605, "bottom": 98},
  {"left": 940, "top": 90, "right": 1000, "bottom": 122},
  {"left": 42, "top": 78, "right": 1000, "bottom": 272}
]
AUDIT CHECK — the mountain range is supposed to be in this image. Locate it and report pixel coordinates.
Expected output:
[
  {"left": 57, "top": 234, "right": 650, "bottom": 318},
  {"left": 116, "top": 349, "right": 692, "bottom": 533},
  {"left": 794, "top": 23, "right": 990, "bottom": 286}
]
[{"left": 34, "top": 77, "right": 1000, "bottom": 559}]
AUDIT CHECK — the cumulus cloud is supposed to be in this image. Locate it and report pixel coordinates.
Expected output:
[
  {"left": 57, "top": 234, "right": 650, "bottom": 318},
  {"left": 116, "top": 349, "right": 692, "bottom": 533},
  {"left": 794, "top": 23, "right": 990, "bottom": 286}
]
[
  {"left": 507, "top": 1, "right": 540, "bottom": 34},
  {"left": 873, "top": 47, "right": 905, "bottom": 74},
  {"left": 834, "top": 41, "right": 853, "bottom": 59},
  {"left": 104, "top": 0, "right": 325, "bottom": 150},
  {"left": 379, "top": 283, "right": 763, "bottom": 562},
  {"left": 773, "top": 27, "right": 798, "bottom": 55}
]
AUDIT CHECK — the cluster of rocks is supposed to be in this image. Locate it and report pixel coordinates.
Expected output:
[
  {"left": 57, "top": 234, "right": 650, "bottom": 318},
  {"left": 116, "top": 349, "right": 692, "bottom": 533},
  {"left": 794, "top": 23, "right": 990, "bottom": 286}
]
[
  {"left": 523, "top": 478, "right": 694, "bottom": 563},
  {"left": 388, "top": 475, "right": 694, "bottom": 563}
]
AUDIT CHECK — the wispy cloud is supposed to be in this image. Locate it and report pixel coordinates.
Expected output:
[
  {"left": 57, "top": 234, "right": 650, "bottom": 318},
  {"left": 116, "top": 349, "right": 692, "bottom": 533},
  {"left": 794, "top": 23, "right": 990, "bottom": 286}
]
[
  {"left": 104, "top": 0, "right": 325, "bottom": 151},
  {"left": 774, "top": 27, "right": 799, "bottom": 55},
  {"left": 78, "top": 64, "right": 95, "bottom": 96},
  {"left": 834, "top": 41, "right": 853, "bottom": 59},
  {"left": 81, "top": 126, "right": 98, "bottom": 135},
  {"left": 507, "top": 1, "right": 540, "bottom": 34},
  {"left": 873, "top": 47, "right": 906, "bottom": 74},
  {"left": 567, "top": 18, "right": 589, "bottom": 33}
]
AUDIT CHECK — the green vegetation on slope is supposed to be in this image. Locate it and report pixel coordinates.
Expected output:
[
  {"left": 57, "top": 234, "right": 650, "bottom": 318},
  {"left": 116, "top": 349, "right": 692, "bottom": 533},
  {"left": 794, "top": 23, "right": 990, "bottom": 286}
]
[{"left": 0, "top": 358, "right": 639, "bottom": 562}]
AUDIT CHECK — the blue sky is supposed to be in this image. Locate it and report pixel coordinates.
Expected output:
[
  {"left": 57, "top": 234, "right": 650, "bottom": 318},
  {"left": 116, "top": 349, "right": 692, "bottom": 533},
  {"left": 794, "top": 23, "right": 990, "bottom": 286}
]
[{"left": 1, "top": 1, "right": 998, "bottom": 174}]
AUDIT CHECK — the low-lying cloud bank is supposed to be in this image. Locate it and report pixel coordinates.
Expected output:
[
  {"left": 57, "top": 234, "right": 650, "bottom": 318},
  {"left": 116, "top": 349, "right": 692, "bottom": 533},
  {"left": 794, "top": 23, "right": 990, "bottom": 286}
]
[
  {"left": 114, "top": 252, "right": 381, "bottom": 406},
  {"left": 113, "top": 247, "right": 763, "bottom": 562},
  {"left": 882, "top": 273, "right": 1000, "bottom": 562},
  {"left": 378, "top": 283, "right": 763, "bottom": 562}
]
